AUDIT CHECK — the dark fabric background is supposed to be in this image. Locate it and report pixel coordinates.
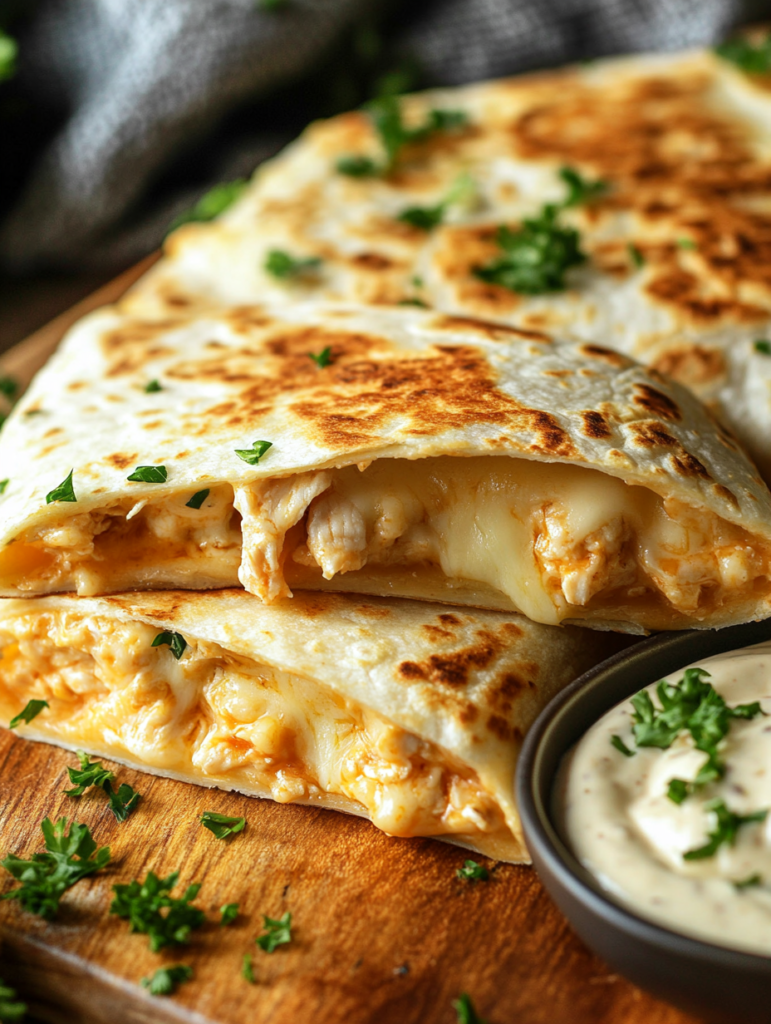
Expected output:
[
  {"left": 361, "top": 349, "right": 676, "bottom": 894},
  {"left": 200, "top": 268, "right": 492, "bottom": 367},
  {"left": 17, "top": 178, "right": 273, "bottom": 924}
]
[{"left": 0, "top": 0, "right": 765, "bottom": 273}]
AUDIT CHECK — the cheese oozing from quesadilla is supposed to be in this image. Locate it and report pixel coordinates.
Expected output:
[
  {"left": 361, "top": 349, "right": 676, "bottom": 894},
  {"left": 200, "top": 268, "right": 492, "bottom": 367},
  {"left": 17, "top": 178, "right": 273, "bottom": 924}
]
[
  {"left": 0, "top": 591, "right": 613, "bottom": 862},
  {"left": 2, "top": 454, "right": 768, "bottom": 632}
]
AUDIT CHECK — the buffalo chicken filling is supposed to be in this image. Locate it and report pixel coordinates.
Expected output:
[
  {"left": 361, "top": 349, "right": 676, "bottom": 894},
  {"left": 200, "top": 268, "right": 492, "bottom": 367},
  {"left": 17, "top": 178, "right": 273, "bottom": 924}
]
[
  {"left": 1, "top": 457, "right": 768, "bottom": 628},
  {"left": 0, "top": 611, "right": 508, "bottom": 843}
]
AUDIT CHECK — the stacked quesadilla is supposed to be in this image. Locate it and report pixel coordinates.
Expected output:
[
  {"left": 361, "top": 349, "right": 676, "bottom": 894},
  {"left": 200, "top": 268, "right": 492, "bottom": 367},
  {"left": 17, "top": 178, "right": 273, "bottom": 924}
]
[{"left": 3, "top": 41, "right": 771, "bottom": 863}]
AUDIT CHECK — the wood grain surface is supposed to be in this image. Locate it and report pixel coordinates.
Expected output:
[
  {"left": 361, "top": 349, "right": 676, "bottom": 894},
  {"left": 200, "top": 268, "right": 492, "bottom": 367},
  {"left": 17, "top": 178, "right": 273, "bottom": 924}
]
[
  {"left": 0, "top": 731, "right": 700, "bottom": 1024},
  {"left": 0, "top": 259, "right": 702, "bottom": 1024}
]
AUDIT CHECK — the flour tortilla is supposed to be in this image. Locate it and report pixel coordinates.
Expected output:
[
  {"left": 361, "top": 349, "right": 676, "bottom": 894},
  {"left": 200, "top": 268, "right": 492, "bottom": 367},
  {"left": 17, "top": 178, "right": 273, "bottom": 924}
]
[
  {"left": 0, "top": 589, "right": 616, "bottom": 862},
  {"left": 0, "top": 301, "right": 769, "bottom": 631},
  {"left": 122, "top": 47, "right": 771, "bottom": 481}
]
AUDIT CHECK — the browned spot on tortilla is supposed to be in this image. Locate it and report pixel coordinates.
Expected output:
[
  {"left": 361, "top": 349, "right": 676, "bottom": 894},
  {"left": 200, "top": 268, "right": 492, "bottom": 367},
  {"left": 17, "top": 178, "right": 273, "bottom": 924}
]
[
  {"left": 629, "top": 422, "right": 679, "bottom": 448},
  {"left": 670, "top": 452, "right": 711, "bottom": 480},
  {"left": 429, "top": 314, "right": 551, "bottom": 343},
  {"left": 438, "top": 613, "right": 461, "bottom": 626},
  {"left": 486, "top": 714, "right": 518, "bottom": 743},
  {"left": 67, "top": 382, "right": 86, "bottom": 391},
  {"left": 354, "top": 604, "right": 391, "bottom": 619},
  {"left": 350, "top": 252, "right": 397, "bottom": 272},
  {"left": 458, "top": 705, "right": 479, "bottom": 725},
  {"left": 633, "top": 383, "right": 682, "bottom": 421},
  {"left": 106, "top": 453, "right": 138, "bottom": 470},
  {"left": 580, "top": 410, "right": 611, "bottom": 439},
  {"left": 43, "top": 427, "right": 64, "bottom": 439},
  {"left": 713, "top": 483, "right": 740, "bottom": 510},
  {"left": 396, "top": 627, "right": 512, "bottom": 688},
  {"left": 651, "top": 345, "right": 726, "bottom": 387},
  {"left": 580, "top": 344, "right": 630, "bottom": 367}
]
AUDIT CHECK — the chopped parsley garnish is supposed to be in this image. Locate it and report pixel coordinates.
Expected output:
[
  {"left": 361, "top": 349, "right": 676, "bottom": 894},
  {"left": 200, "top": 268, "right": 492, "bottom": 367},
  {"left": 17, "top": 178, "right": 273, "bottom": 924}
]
[
  {"left": 105, "top": 781, "right": 141, "bottom": 822},
  {"left": 308, "top": 346, "right": 332, "bottom": 368},
  {"left": 456, "top": 859, "right": 489, "bottom": 882},
  {"left": 453, "top": 992, "right": 487, "bottom": 1024},
  {"left": 127, "top": 465, "right": 167, "bottom": 483},
  {"left": 666, "top": 778, "right": 689, "bottom": 805},
  {"left": 186, "top": 489, "right": 210, "bottom": 509},
  {"left": 256, "top": 911, "right": 292, "bottom": 952},
  {"left": 65, "top": 751, "right": 114, "bottom": 796},
  {"left": 1, "top": 817, "right": 110, "bottom": 919},
  {"left": 622, "top": 667, "right": 764, "bottom": 803},
  {"left": 628, "top": 244, "right": 645, "bottom": 268},
  {"left": 0, "top": 377, "right": 18, "bottom": 401},
  {"left": 220, "top": 902, "right": 239, "bottom": 925},
  {"left": 234, "top": 439, "right": 273, "bottom": 465},
  {"left": 141, "top": 965, "right": 193, "bottom": 996},
  {"left": 474, "top": 164, "right": 612, "bottom": 294},
  {"left": 734, "top": 873, "right": 763, "bottom": 890},
  {"left": 610, "top": 734, "right": 635, "bottom": 758},
  {"left": 337, "top": 95, "right": 468, "bottom": 176},
  {"left": 0, "top": 979, "right": 26, "bottom": 1022},
  {"left": 559, "top": 166, "right": 609, "bottom": 207},
  {"left": 0, "top": 30, "right": 17, "bottom": 83},
  {"left": 110, "top": 871, "right": 205, "bottom": 951},
  {"left": 754, "top": 339, "right": 771, "bottom": 356},
  {"left": 397, "top": 172, "right": 477, "bottom": 231},
  {"left": 169, "top": 179, "right": 247, "bottom": 232},
  {"left": 715, "top": 32, "right": 771, "bottom": 74},
  {"left": 397, "top": 298, "right": 428, "bottom": 307},
  {"left": 264, "top": 249, "right": 322, "bottom": 280},
  {"left": 677, "top": 237, "right": 697, "bottom": 250},
  {"left": 0, "top": 480, "right": 10, "bottom": 495},
  {"left": 684, "top": 800, "right": 768, "bottom": 861},
  {"left": 242, "top": 953, "right": 256, "bottom": 984},
  {"left": 9, "top": 699, "right": 48, "bottom": 729},
  {"left": 64, "top": 752, "right": 140, "bottom": 820},
  {"left": 474, "top": 207, "right": 585, "bottom": 294},
  {"left": 46, "top": 470, "right": 76, "bottom": 504},
  {"left": 144, "top": 380, "right": 163, "bottom": 393},
  {"left": 152, "top": 631, "right": 188, "bottom": 660},
  {"left": 200, "top": 811, "right": 246, "bottom": 840}
]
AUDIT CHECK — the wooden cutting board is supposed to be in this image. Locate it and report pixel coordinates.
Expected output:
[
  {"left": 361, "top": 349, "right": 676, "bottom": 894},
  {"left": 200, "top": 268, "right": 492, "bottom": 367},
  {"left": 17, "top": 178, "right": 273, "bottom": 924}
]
[{"left": 0, "top": 265, "right": 701, "bottom": 1024}]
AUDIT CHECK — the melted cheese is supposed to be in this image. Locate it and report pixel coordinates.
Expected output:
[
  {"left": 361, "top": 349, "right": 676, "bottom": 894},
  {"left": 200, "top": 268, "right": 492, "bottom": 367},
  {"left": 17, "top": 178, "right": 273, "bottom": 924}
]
[
  {"left": 0, "top": 610, "right": 507, "bottom": 844},
  {"left": 1, "top": 457, "right": 767, "bottom": 628}
]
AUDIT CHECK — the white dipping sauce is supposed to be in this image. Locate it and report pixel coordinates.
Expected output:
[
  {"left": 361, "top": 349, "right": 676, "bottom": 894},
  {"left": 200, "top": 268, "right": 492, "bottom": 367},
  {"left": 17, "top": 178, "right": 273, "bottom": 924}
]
[{"left": 559, "top": 640, "right": 771, "bottom": 956}]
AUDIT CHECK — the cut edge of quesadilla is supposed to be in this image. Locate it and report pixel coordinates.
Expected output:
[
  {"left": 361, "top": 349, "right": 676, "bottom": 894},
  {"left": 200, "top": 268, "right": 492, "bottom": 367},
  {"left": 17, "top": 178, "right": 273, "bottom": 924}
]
[
  {"left": 0, "top": 591, "right": 614, "bottom": 863},
  {"left": 2, "top": 454, "right": 770, "bottom": 632}
]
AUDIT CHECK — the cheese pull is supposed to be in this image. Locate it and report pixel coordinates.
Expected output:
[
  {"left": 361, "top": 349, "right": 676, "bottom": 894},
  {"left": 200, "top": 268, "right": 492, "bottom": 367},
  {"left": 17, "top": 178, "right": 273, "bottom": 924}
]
[{"left": 0, "top": 590, "right": 614, "bottom": 863}]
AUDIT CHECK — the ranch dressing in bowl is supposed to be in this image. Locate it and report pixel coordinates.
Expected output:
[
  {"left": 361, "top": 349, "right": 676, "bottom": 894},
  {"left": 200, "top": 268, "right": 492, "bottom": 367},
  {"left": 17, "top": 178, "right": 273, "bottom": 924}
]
[{"left": 559, "top": 641, "right": 771, "bottom": 956}]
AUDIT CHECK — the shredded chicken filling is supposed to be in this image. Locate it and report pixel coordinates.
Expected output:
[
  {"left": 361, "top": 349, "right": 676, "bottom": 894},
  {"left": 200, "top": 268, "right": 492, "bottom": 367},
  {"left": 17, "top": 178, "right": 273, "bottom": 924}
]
[
  {"left": 2, "top": 457, "right": 767, "bottom": 625},
  {"left": 0, "top": 612, "right": 505, "bottom": 840}
]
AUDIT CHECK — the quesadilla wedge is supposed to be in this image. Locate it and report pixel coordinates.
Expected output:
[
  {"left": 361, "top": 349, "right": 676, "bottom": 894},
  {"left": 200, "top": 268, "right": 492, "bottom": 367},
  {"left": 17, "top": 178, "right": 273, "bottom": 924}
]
[
  {"left": 0, "top": 301, "right": 769, "bottom": 632},
  {"left": 121, "top": 46, "right": 771, "bottom": 480},
  {"left": 0, "top": 589, "right": 615, "bottom": 862}
]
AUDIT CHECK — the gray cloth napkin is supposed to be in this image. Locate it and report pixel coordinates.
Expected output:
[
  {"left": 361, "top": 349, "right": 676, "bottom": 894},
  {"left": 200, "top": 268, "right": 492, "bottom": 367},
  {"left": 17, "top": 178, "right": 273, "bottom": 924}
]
[{"left": 0, "top": 0, "right": 758, "bottom": 272}]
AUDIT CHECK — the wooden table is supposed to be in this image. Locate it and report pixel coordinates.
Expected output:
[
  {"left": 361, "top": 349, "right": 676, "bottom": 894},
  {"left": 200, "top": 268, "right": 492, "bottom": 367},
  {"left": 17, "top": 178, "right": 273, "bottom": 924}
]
[{"left": 0, "top": 264, "right": 702, "bottom": 1024}]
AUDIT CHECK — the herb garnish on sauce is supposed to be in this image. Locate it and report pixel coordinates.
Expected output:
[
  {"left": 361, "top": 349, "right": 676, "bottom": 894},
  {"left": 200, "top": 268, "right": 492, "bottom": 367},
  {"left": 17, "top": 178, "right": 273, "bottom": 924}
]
[{"left": 684, "top": 800, "right": 768, "bottom": 861}]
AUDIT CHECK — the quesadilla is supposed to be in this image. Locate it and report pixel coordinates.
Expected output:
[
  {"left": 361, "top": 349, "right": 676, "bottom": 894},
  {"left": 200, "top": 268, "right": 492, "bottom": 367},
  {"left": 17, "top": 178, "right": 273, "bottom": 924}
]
[
  {"left": 0, "top": 589, "right": 614, "bottom": 862},
  {"left": 121, "top": 47, "right": 771, "bottom": 481},
  {"left": 0, "top": 301, "right": 769, "bottom": 632}
]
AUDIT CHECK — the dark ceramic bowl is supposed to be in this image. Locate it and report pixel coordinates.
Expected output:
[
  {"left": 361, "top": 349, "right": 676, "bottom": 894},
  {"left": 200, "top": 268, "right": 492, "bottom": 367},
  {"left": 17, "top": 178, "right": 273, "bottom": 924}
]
[{"left": 517, "top": 618, "right": 771, "bottom": 1024}]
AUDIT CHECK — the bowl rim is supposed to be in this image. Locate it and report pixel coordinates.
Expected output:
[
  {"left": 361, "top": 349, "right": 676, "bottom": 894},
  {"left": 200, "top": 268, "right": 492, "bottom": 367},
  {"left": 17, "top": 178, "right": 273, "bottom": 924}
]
[{"left": 517, "top": 618, "right": 771, "bottom": 971}]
